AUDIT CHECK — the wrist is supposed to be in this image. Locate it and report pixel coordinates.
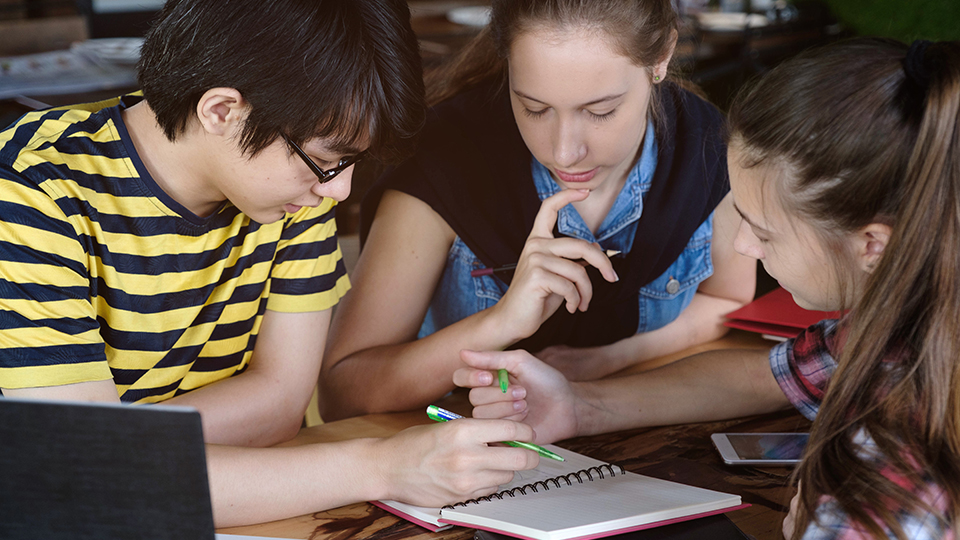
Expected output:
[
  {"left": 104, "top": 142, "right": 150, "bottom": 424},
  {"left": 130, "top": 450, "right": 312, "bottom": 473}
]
[
  {"left": 348, "top": 437, "right": 395, "bottom": 502},
  {"left": 476, "top": 304, "right": 528, "bottom": 349},
  {"left": 569, "top": 381, "right": 611, "bottom": 438}
]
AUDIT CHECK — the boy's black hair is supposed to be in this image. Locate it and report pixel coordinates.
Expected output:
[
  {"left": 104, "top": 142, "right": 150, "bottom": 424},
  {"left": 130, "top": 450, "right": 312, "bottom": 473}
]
[{"left": 136, "top": 0, "right": 425, "bottom": 163}]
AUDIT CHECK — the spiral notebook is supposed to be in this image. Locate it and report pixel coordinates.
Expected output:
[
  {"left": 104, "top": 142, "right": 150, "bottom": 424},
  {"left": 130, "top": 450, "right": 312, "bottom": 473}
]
[{"left": 372, "top": 446, "right": 745, "bottom": 540}]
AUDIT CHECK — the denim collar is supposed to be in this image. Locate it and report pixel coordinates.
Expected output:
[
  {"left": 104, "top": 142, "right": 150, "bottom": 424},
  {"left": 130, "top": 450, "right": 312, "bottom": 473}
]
[{"left": 531, "top": 118, "right": 657, "bottom": 244}]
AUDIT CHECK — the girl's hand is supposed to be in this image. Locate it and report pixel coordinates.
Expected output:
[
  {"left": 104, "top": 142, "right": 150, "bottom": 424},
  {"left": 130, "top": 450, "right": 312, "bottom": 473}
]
[
  {"left": 783, "top": 482, "right": 801, "bottom": 540},
  {"left": 374, "top": 418, "right": 539, "bottom": 507},
  {"left": 490, "top": 189, "right": 618, "bottom": 343},
  {"left": 453, "top": 349, "right": 581, "bottom": 444}
]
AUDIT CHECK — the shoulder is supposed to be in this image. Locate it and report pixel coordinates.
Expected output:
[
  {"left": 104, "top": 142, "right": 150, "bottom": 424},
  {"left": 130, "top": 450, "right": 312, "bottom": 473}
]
[
  {"left": 2, "top": 97, "right": 128, "bottom": 189},
  {"left": 2, "top": 97, "right": 124, "bottom": 151}
]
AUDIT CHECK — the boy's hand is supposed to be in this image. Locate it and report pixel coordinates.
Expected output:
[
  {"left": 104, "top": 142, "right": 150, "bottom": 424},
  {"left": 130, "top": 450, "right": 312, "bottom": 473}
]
[{"left": 374, "top": 418, "right": 539, "bottom": 507}]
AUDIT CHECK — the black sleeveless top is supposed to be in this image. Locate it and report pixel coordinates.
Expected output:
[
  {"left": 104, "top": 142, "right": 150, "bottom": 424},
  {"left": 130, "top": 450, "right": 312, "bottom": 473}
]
[{"left": 361, "top": 80, "right": 729, "bottom": 352}]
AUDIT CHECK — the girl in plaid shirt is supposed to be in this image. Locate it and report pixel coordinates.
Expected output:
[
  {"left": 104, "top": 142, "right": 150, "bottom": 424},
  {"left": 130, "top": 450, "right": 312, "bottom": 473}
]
[
  {"left": 726, "top": 38, "right": 960, "bottom": 539},
  {"left": 455, "top": 37, "right": 960, "bottom": 539}
]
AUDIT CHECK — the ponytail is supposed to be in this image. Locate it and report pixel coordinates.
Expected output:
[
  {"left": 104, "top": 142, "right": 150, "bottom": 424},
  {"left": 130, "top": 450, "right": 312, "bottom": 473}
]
[{"left": 796, "top": 40, "right": 960, "bottom": 540}]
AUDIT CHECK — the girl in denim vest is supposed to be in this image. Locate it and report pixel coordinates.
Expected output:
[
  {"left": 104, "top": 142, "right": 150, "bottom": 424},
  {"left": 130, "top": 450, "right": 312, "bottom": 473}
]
[{"left": 320, "top": 0, "right": 755, "bottom": 420}]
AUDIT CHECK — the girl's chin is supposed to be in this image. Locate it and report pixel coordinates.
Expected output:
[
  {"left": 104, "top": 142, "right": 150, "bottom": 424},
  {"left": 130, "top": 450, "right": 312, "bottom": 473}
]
[{"left": 786, "top": 289, "right": 830, "bottom": 312}]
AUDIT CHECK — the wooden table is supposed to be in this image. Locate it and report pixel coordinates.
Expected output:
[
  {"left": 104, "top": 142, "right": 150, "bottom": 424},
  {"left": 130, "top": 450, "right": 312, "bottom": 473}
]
[{"left": 219, "top": 330, "right": 809, "bottom": 540}]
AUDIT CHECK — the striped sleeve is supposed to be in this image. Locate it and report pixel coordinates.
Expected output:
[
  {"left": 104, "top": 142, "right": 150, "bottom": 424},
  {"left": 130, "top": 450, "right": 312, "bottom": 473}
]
[
  {"left": 0, "top": 166, "right": 112, "bottom": 389},
  {"left": 265, "top": 198, "right": 351, "bottom": 313}
]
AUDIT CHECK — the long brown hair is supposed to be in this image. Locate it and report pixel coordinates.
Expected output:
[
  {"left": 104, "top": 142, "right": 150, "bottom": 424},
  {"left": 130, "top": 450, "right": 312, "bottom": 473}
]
[
  {"left": 424, "top": 0, "right": 679, "bottom": 107},
  {"left": 729, "top": 38, "right": 960, "bottom": 539}
]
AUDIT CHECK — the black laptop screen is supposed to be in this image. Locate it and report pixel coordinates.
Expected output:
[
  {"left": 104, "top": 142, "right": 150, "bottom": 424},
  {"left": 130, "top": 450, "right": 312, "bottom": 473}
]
[{"left": 0, "top": 399, "right": 215, "bottom": 540}]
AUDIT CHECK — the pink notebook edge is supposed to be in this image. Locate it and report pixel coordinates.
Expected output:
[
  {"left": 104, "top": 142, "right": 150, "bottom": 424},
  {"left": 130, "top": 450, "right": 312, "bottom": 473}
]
[
  {"left": 369, "top": 500, "right": 452, "bottom": 533},
  {"left": 438, "top": 503, "right": 752, "bottom": 540}
]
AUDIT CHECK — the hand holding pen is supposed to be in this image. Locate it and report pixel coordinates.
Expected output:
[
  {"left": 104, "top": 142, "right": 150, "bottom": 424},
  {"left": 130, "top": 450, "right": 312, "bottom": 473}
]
[
  {"left": 453, "top": 349, "right": 582, "bottom": 447},
  {"left": 427, "top": 405, "right": 565, "bottom": 462}
]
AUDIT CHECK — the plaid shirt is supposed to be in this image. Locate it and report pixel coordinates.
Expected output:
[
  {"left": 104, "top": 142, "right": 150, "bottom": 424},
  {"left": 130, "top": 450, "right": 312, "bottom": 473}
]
[{"left": 770, "top": 320, "right": 954, "bottom": 540}]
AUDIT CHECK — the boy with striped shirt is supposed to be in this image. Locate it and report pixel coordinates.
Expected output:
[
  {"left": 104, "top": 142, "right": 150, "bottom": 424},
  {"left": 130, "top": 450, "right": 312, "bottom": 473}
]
[{"left": 0, "top": 0, "right": 539, "bottom": 527}]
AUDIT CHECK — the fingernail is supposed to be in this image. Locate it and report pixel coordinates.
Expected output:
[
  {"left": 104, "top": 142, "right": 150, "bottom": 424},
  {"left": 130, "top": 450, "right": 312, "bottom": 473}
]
[
  {"left": 613, "top": 270, "right": 620, "bottom": 282},
  {"left": 511, "top": 387, "right": 526, "bottom": 399},
  {"left": 513, "top": 400, "right": 525, "bottom": 411},
  {"left": 479, "top": 372, "right": 492, "bottom": 385}
]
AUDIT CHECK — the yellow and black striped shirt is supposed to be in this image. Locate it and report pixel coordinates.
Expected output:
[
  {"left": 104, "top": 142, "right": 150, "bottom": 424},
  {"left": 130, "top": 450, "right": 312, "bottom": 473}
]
[{"left": 0, "top": 96, "right": 350, "bottom": 402}]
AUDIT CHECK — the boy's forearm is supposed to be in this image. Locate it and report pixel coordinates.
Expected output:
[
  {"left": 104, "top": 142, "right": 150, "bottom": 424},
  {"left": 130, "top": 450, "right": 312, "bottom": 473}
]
[
  {"left": 167, "top": 368, "right": 312, "bottom": 447},
  {"left": 166, "top": 308, "right": 330, "bottom": 447},
  {"left": 206, "top": 438, "right": 388, "bottom": 528}
]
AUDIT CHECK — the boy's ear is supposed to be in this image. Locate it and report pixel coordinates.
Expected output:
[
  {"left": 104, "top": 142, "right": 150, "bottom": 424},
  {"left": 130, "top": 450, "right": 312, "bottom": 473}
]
[
  {"left": 856, "top": 222, "right": 892, "bottom": 273},
  {"left": 195, "top": 88, "right": 248, "bottom": 137}
]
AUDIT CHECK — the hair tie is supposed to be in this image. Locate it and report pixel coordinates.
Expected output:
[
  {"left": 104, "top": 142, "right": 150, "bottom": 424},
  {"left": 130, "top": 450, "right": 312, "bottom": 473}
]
[{"left": 904, "top": 40, "right": 932, "bottom": 89}]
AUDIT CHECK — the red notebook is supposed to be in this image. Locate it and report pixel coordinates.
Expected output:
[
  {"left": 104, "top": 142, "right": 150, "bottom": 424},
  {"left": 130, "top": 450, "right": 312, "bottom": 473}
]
[{"left": 724, "top": 287, "right": 839, "bottom": 341}]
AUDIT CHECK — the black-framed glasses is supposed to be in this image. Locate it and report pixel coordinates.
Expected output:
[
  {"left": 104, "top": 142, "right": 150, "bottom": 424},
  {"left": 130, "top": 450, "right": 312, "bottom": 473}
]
[{"left": 283, "top": 134, "right": 365, "bottom": 184}]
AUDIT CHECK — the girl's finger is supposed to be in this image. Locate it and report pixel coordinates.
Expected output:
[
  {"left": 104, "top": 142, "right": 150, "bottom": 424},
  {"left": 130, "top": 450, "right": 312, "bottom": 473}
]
[
  {"left": 468, "top": 385, "right": 526, "bottom": 407},
  {"left": 471, "top": 401, "right": 529, "bottom": 421},
  {"left": 452, "top": 367, "right": 495, "bottom": 388},
  {"left": 523, "top": 236, "right": 618, "bottom": 284},
  {"left": 528, "top": 189, "right": 589, "bottom": 240}
]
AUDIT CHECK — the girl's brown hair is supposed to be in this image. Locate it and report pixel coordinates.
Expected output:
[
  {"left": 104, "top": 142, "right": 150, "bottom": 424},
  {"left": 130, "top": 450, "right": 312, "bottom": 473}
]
[
  {"left": 729, "top": 38, "right": 960, "bottom": 538},
  {"left": 424, "top": 0, "right": 679, "bottom": 107}
]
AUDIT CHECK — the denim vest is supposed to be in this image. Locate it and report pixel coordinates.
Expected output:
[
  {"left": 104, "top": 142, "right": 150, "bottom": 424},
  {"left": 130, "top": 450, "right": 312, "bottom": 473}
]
[{"left": 418, "top": 120, "right": 715, "bottom": 340}]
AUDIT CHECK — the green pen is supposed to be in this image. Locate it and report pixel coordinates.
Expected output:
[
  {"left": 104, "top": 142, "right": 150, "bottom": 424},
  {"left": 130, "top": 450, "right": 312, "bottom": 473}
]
[
  {"left": 498, "top": 368, "right": 509, "bottom": 393},
  {"left": 426, "top": 405, "right": 565, "bottom": 462}
]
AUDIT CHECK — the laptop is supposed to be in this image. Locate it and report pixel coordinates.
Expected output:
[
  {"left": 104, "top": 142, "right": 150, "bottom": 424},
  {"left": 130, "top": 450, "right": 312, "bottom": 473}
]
[{"left": 0, "top": 398, "right": 284, "bottom": 540}]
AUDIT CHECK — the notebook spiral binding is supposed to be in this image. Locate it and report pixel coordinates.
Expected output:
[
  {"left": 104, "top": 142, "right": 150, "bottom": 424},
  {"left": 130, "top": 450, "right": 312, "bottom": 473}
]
[{"left": 442, "top": 463, "right": 627, "bottom": 510}]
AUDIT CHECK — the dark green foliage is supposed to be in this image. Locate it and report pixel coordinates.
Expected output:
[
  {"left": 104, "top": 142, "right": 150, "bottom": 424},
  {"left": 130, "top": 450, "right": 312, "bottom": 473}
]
[{"left": 820, "top": 0, "right": 959, "bottom": 41}]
